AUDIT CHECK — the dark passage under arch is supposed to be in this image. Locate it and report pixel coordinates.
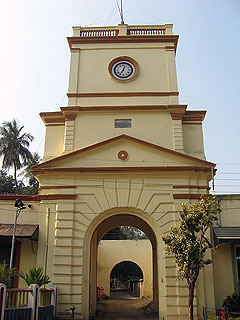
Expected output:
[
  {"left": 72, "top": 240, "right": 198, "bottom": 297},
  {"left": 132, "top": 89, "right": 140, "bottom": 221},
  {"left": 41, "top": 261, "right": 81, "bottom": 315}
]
[{"left": 110, "top": 261, "right": 144, "bottom": 298}]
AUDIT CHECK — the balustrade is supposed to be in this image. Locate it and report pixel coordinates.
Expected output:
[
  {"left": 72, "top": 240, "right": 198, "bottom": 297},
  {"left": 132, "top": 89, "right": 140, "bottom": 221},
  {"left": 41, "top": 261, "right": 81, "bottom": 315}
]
[
  {"left": 77, "top": 26, "right": 166, "bottom": 38},
  {"left": 80, "top": 29, "right": 118, "bottom": 37},
  {"left": 127, "top": 28, "right": 165, "bottom": 35}
]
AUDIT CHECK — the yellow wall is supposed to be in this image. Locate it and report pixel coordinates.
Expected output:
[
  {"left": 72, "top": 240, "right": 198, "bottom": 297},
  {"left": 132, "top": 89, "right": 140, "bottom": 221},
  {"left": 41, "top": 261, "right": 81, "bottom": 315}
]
[
  {"left": 97, "top": 239, "right": 153, "bottom": 297},
  {"left": 73, "top": 111, "right": 173, "bottom": 151},
  {"left": 182, "top": 124, "right": 205, "bottom": 160},
  {"left": 212, "top": 244, "right": 234, "bottom": 309},
  {"left": 74, "top": 48, "right": 171, "bottom": 94},
  {"left": 43, "top": 125, "right": 65, "bottom": 161}
]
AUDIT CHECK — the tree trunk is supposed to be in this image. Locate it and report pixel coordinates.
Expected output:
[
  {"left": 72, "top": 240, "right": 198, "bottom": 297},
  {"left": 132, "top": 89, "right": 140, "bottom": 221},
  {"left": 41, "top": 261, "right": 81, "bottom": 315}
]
[
  {"left": 188, "top": 280, "right": 196, "bottom": 320},
  {"left": 14, "top": 163, "right": 18, "bottom": 194}
]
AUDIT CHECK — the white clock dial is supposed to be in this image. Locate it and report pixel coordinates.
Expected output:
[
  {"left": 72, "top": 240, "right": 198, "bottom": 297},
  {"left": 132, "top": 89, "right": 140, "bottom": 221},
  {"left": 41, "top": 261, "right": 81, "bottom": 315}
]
[{"left": 112, "top": 61, "right": 135, "bottom": 80}]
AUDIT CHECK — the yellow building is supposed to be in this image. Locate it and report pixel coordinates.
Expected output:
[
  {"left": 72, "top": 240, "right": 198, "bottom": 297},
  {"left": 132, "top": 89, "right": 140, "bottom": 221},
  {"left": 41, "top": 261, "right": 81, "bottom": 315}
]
[{"left": 0, "top": 23, "right": 240, "bottom": 320}]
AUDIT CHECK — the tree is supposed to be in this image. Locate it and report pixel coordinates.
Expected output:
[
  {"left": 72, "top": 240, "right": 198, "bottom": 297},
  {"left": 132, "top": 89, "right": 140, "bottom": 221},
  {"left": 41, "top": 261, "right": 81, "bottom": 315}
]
[
  {"left": 102, "top": 226, "right": 147, "bottom": 240},
  {"left": 222, "top": 291, "right": 240, "bottom": 318},
  {"left": 0, "top": 169, "right": 27, "bottom": 194},
  {"left": 0, "top": 170, "right": 17, "bottom": 194},
  {"left": 162, "top": 196, "right": 218, "bottom": 320},
  {"left": 0, "top": 119, "right": 34, "bottom": 193},
  {"left": 120, "top": 226, "right": 147, "bottom": 239},
  {"left": 19, "top": 152, "right": 41, "bottom": 195}
]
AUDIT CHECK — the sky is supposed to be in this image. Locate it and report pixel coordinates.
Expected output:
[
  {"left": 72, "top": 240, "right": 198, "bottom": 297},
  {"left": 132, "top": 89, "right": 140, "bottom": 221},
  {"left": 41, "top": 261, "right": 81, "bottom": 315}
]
[{"left": 0, "top": 0, "right": 239, "bottom": 194}]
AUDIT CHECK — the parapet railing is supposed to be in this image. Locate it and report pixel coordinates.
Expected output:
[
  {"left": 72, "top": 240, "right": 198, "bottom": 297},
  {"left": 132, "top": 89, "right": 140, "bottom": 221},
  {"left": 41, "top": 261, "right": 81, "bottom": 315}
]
[
  {"left": 127, "top": 28, "right": 165, "bottom": 35},
  {"left": 73, "top": 24, "right": 173, "bottom": 37},
  {"left": 80, "top": 29, "right": 118, "bottom": 37}
]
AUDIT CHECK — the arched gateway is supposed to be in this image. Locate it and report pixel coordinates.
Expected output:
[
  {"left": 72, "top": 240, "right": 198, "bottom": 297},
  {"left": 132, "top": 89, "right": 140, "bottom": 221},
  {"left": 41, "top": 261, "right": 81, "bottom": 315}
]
[
  {"left": 82, "top": 210, "right": 160, "bottom": 319},
  {"left": 33, "top": 23, "right": 215, "bottom": 319}
]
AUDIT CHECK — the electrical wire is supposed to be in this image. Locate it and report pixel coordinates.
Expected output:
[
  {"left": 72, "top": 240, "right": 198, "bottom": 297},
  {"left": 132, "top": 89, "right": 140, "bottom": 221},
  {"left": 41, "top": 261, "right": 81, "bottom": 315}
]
[
  {"left": 84, "top": 0, "right": 116, "bottom": 26},
  {"left": 104, "top": 2, "right": 118, "bottom": 26},
  {"left": 130, "top": 0, "right": 159, "bottom": 23}
]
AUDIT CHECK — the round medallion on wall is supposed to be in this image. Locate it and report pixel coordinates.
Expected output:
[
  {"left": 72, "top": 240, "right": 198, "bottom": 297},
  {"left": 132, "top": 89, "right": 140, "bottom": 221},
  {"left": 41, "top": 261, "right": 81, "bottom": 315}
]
[
  {"left": 118, "top": 150, "right": 128, "bottom": 161},
  {"left": 108, "top": 56, "right": 139, "bottom": 82}
]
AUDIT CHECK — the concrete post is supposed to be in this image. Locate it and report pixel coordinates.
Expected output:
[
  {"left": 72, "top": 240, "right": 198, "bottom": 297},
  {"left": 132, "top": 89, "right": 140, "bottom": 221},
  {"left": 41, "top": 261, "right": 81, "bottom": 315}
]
[
  {"left": 165, "top": 24, "right": 173, "bottom": 35},
  {"left": 0, "top": 284, "right": 6, "bottom": 320},
  {"left": 28, "top": 284, "right": 39, "bottom": 320},
  {"left": 118, "top": 24, "right": 128, "bottom": 36}
]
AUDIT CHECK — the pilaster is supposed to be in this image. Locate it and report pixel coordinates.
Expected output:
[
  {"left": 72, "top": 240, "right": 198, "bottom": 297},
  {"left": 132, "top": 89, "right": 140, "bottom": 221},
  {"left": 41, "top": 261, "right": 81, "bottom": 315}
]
[
  {"left": 63, "top": 115, "right": 76, "bottom": 152},
  {"left": 53, "top": 200, "right": 83, "bottom": 316},
  {"left": 170, "top": 113, "right": 184, "bottom": 152}
]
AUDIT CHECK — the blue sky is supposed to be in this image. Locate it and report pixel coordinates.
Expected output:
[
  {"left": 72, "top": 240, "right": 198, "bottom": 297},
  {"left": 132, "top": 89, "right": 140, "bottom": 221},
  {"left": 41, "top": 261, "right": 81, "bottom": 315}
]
[{"left": 0, "top": 0, "right": 239, "bottom": 194}]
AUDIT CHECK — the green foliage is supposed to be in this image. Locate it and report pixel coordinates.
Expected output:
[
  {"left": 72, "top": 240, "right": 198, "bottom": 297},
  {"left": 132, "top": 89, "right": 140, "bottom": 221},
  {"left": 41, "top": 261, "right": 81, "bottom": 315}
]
[
  {"left": 120, "top": 226, "right": 147, "bottom": 239},
  {"left": 162, "top": 196, "right": 218, "bottom": 284},
  {"left": 222, "top": 291, "right": 240, "bottom": 317},
  {"left": 0, "top": 170, "right": 18, "bottom": 194},
  {"left": 0, "top": 169, "right": 38, "bottom": 195},
  {"left": 162, "top": 196, "right": 218, "bottom": 320},
  {"left": 103, "top": 226, "right": 147, "bottom": 240},
  {"left": 18, "top": 152, "right": 41, "bottom": 195},
  {"left": 0, "top": 262, "right": 16, "bottom": 287},
  {"left": 0, "top": 119, "right": 34, "bottom": 192},
  {"left": 19, "top": 267, "right": 51, "bottom": 287}
]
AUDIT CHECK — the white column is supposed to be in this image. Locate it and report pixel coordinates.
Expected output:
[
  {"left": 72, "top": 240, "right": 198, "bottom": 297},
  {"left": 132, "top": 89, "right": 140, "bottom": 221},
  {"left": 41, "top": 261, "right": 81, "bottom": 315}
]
[
  {"left": 28, "top": 284, "right": 39, "bottom": 320},
  {"left": 0, "top": 284, "right": 6, "bottom": 320}
]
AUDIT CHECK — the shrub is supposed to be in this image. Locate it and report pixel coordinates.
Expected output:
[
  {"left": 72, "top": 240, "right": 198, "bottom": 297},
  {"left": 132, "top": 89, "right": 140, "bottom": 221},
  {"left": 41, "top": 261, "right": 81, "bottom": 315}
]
[
  {"left": 0, "top": 263, "right": 15, "bottom": 287},
  {"left": 19, "top": 267, "right": 51, "bottom": 287},
  {"left": 222, "top": 292, "right": 240, "bottom": 318}
]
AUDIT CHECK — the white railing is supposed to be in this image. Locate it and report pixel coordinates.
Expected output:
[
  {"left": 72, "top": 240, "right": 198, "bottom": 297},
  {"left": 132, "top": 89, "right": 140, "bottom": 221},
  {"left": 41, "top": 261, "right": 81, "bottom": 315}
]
[
  {"left": 72, "top": 24, "right": 172, "bottom": 38},
  {"left": 127, "top": 28, "right": 165, "bottom": 35},
  {"left": 80, "top": 29, "right": 118, "bottom": 37}
]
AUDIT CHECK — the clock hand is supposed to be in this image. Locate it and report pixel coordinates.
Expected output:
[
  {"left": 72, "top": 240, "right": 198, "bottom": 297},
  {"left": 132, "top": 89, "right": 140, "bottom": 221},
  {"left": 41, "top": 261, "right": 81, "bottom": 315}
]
[{"left": 120, "top": 66, "right": 125, "bottom": 75}]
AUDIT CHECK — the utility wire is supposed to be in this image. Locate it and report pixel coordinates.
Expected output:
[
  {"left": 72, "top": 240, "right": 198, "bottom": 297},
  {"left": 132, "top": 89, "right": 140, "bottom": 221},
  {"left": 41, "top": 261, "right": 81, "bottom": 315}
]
[
  {"left": 85, "top": 0, "right": 116, "bottom": 26},
  {"left": 104, "top": 2, "right": 118, "bottom": 26}
]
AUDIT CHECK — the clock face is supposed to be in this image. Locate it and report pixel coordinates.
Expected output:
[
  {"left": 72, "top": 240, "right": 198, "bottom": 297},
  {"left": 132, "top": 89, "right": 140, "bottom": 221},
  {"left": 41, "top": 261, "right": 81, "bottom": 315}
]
[{"left": 112, "top": 61, "right": 135, "bottom": 80}]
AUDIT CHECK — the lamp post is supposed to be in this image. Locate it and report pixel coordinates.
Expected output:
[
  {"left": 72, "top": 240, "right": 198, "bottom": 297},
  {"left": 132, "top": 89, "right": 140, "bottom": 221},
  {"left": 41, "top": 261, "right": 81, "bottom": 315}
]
[{"left": 9, "top": 199, "right": 26, "bottom": 269}]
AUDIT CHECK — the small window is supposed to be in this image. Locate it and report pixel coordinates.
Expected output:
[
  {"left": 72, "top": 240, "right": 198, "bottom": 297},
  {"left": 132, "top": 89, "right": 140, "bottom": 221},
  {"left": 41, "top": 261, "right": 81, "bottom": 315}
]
[{"left": 115, "top": 119, "right": 132, "bottom": 128}]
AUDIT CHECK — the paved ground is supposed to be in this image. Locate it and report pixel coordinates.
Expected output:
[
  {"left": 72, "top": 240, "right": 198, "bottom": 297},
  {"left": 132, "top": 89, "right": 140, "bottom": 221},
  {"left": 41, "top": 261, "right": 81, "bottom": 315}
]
[{"left": 95, "top": 291, "right": 158, "bottom": 320}]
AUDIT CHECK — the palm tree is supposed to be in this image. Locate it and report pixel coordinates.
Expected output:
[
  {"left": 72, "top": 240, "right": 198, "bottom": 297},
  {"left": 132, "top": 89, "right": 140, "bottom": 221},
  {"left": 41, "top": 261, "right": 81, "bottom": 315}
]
[
  {"left": 18, "top": 152, "right": 41, "bottom": 195},
  {"left": 0, "top": 119, "right": 34, "bottom": 193},
  {"left": 19, "top": 152, "right": 41, "bottom": 179}
]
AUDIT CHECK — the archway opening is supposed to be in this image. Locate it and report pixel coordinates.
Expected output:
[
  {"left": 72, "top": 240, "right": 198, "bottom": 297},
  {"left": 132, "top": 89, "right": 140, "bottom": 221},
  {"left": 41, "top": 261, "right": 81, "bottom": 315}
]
[
  {"left": 85, "top": 212, "right": 159, "bottom": 319},
  {"left": 110, "top": 260, "right": 144, "bottom": 299}
]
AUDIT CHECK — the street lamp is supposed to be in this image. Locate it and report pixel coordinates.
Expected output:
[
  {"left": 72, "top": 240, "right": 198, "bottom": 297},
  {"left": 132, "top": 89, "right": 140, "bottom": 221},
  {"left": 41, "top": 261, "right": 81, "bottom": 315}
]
[{"left": 9, "top": 199, "right": 26, "bottom": 269}]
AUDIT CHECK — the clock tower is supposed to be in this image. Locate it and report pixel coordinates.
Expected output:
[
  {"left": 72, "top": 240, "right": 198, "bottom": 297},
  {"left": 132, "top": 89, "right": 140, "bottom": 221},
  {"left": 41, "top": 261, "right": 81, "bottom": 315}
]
[{"left": 35, "top": 24, "right": 215, "bottom": 319}]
